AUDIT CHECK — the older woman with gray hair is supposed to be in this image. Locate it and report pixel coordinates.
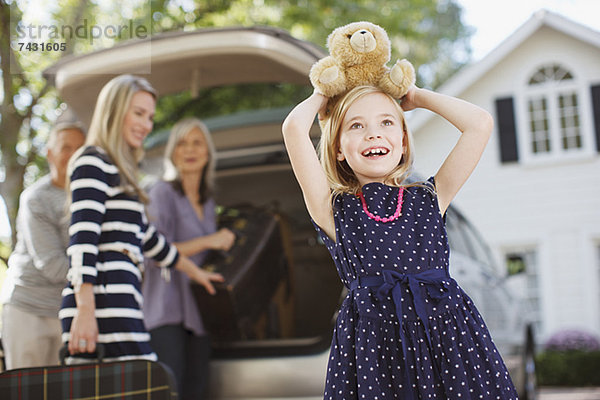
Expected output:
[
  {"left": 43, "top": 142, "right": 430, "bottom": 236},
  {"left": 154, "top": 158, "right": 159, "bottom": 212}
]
[{"left": 143, "top": 118, "right": 235, "bottom": 400}]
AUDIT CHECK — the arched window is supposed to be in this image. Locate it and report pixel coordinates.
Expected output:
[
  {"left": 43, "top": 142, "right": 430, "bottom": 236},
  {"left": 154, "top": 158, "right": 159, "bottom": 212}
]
[{"left": 525, "top": 63, "right": 582, "bottom": 156}]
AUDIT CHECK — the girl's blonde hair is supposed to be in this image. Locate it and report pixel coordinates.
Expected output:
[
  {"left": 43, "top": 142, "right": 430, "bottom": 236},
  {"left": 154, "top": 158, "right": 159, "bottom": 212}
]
[
  {"left": 318, "top": 85, "right": 417, "bottom": 197},
  {"left": 163, "top": 118, "right": 216, "bottom": 204},
  {"left": 77, "top": 74, "right": 157, "bottom": 203}
]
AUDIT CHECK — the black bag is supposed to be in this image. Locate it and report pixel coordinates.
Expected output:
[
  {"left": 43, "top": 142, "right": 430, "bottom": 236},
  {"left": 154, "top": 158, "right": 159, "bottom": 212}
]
[{"left": 192, "top": 206, "right": 291, "bottom": 341}]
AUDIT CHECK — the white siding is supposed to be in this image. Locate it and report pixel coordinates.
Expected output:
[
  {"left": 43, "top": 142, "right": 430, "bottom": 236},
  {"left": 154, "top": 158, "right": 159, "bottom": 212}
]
[{"left": 412, "top": 25, "right": 600, "bottom": 343}]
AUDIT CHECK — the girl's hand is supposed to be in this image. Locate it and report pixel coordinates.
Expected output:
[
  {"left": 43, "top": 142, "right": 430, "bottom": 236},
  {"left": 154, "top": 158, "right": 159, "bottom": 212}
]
[
  {"left": 176, "top": 255, "right": 225, "bottom": 295},
  {"left": 400, "top": 85, "right": 420, "bottom": 112},
  {"left": 314, "top": 90, "right": 329, "bottom": 122},
  {"left": 68, "top": 291, "right": 98, "bottom": 355},
  {"left": 210, "top": 228, "right": 236, "bottom": 251}
]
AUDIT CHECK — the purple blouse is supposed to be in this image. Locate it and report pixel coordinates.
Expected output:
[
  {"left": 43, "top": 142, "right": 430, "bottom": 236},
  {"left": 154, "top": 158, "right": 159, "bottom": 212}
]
[{"left": 142, "top": 180, "right": 217, "bottom": 336}]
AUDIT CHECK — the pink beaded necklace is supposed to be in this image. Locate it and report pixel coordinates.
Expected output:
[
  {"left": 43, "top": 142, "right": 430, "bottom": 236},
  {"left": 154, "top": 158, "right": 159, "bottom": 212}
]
[{"left": 358, "top": 187, "right": 404, "bottom": 223}]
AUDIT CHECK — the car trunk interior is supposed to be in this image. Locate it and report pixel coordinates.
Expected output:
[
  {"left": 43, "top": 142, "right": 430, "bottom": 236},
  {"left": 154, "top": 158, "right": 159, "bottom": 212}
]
[{"left": 205, "top": 165, "right": 344, "bottom": 357}]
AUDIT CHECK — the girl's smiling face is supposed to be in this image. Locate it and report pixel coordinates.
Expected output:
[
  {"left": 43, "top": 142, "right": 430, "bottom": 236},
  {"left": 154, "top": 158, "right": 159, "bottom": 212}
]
[
  {"left": 122, "top": 91, "right": 155, "bottom": 149},
  {"left": 337, "top": 92, "right": 406, "bottom": 186}
]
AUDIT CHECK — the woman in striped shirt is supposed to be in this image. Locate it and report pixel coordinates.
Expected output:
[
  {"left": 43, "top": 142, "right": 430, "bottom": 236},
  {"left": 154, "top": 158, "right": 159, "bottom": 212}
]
[{"left": 60, "top": 74, "right": 223, "bottom": 363}]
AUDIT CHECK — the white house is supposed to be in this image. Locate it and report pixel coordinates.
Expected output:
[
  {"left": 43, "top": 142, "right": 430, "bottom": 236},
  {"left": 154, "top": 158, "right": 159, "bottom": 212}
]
[{"left": 409, "top": 9, "right": 600, "bottom": 344}]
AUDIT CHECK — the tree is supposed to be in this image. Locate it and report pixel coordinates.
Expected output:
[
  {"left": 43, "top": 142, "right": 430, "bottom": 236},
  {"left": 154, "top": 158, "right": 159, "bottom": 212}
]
[
  {"left": 0, "top": 0, "right": 91, "bottom": 249},
  {"left": 0, "top": 0, "right": 153, "bottom": 247},
  {"left": 149, "top": 0, "right": 472, "bottom": 133},
  {"left": 149, "top": 0, "right": 471, "bottom": 87},
  {"left": 0, "top": 0, "right": 471, "bottom": 250}
]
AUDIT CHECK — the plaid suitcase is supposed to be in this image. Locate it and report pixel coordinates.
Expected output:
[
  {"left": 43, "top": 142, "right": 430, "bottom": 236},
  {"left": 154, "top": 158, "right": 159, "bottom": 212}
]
[{"left": 0, "top": 346, "right": 178, "bottom": 400}]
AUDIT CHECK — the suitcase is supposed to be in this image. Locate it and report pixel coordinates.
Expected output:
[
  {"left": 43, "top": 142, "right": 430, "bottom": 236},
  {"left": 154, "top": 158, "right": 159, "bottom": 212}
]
[
  {"left": 192, "top": 206, "right": 291, "bottom": 341},
  {"left": 0, "top": 345, "right": 178, "bottom": 399}
]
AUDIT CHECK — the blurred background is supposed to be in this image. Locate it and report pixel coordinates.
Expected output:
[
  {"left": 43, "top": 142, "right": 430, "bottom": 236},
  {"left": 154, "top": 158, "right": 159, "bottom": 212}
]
[{"left": 1, "top": 0, "right": 599, "bottom": 392}]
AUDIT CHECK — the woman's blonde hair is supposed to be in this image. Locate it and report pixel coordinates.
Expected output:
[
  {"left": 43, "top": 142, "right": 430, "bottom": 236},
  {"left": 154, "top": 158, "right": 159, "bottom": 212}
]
[
  {"left": 79, "top": 74, "right": 157, "bottom": 203},
  {"left": 318, "top": 85, "right": 417, "bottom": 197},
  {"left": 163, "top": 118, "right": 216, "bottom": 204}
]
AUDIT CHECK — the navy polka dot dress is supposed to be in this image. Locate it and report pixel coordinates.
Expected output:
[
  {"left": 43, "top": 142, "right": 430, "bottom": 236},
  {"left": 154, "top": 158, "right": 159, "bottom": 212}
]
[{"left": 313, "top": 178, "right": 518, "bottom": 399}]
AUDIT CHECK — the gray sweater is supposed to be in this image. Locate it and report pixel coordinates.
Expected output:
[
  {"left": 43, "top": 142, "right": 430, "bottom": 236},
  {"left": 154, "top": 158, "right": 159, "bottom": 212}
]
[{"left": 0, "top": 175, "right": 70, "bottom": 317}]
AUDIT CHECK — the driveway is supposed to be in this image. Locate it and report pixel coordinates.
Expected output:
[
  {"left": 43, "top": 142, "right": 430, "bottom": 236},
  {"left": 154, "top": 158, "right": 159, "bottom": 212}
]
[{"left": 539, "top": 387, "right": 600, "bottom": 400}]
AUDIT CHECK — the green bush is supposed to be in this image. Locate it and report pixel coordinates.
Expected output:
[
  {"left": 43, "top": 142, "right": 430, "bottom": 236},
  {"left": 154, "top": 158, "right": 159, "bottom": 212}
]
[{"left": 536, "top": 350, "right": 600, "bottom": 386}]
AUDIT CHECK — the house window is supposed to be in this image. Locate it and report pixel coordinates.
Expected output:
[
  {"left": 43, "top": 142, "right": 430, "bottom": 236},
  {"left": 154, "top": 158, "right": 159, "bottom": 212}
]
[
  {"left": 524, "top": 63, "right": 583, "bottom": 158},
  {"left": 527, "top": 90, "right": 582, "bottom": 153},
  {"left": 559, "top": 93, "right": 581, "bottom": 150},
  {"left": 528, "top": 96, "right": 550, "bottom": 153},
  {"left": 506, "top": 250, "right": 542, "bottom": 333},
  {"left": 496, "top": 65, "right": 600, "bottom": 164},
  {"left": 528, "top": 64, "right": 572, "bottom": 84}
]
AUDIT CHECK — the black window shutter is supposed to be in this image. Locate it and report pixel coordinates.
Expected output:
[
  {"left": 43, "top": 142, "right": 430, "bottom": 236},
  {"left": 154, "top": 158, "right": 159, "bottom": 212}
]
[
  {"left": 495, "top": 97, "right": 519, "bottom": 163},
  {"left": 591, "top": 85, "right": 600, "bottom": 153}
]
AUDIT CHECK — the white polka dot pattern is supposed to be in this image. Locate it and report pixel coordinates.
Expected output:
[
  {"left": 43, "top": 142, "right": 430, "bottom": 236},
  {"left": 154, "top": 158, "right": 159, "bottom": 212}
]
[{"left": 313, "top": 178, "right": 518, "bottom": 399}]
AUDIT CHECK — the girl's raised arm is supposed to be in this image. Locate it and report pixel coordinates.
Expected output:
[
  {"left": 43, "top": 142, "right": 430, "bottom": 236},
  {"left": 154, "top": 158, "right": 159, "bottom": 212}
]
[
  {"left": 402, "top": 87, "right": 493, "bottom": 215},
  {"left": 282, "top": 92, "right": 335, "bottom": 239}
]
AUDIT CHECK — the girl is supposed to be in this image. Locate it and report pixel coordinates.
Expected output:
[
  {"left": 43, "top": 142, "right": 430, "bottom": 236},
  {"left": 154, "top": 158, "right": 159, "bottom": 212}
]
[
  {"left": 60, "top": 75, "right": 224, "bottom": 363},
  {"left": 143, "top": 118, "right": 235, "bottom": 399},
  {"left": 282, "top": 85, "right": 518, "bottom": 399}
]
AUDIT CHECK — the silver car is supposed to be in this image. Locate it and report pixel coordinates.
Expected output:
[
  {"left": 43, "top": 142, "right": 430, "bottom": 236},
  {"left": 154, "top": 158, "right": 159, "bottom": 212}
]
[{"left": 44, "top": 26, "right": 536, "bottom": 399}]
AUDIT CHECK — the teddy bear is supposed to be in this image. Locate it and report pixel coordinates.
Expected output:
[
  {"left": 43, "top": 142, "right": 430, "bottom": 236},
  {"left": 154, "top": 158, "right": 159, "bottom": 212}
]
[{"left": 309, "top": 21, "right": 415, "bottom": 99}]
